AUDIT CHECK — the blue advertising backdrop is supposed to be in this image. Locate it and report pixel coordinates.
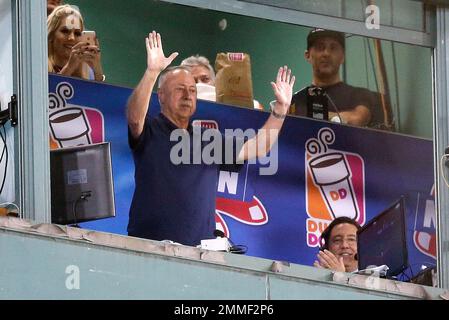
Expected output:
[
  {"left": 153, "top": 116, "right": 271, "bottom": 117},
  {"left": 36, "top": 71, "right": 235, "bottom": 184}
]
[{"left": 49, "top": 74, "right": 437, "bottom": 278}]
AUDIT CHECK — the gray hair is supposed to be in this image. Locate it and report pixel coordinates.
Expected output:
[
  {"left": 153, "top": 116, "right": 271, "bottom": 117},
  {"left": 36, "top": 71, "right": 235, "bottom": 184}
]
[
  {"left": 157, "top": 65, "right": 192, "bottom": 89},
  {"left": 180, "top": 55, "right": 215, "bottom": 82}
]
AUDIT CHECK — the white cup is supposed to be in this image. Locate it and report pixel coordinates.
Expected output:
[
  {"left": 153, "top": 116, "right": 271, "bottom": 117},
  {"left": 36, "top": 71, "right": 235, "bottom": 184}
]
[
  {"left": 49, "top": 107, "right": 91, "bottom": 148},
  {"left": 309, "top": 152, "right": 358, "bottom": 219}
]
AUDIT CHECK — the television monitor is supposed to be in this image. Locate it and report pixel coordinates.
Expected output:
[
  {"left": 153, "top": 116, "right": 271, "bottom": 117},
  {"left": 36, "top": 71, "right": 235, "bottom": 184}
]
[
  {"left": 357, "top": 197, "right": 408, "bottom": 277},
  {"left": 50, "top": 142, "right": 116, "bottom": 225}
]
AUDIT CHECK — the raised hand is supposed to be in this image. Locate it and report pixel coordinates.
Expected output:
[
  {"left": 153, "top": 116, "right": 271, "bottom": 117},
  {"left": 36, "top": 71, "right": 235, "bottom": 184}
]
[
  {"left": 314, "top": 249, "right": 346, "bottom": 273},
  {"left": 83, "top": 37, "right": 104, "bottom": 81},
  {"left": 64, "top": 42, "right": 86, "bottom": 71},
  {"left": 146, "top": 31, "right": 178, "bottom": 73},
  {"left": 270, "top": 66, "right": 295, "bottom": 115},
  {"left": 127, "top": 31, "right": 180, "bottom": 138}
]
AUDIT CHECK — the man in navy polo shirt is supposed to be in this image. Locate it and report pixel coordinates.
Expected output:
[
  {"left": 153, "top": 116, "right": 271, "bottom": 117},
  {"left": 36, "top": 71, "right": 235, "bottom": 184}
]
[{"left": 126, "top": 31, "right": 295, "bottom": 246}]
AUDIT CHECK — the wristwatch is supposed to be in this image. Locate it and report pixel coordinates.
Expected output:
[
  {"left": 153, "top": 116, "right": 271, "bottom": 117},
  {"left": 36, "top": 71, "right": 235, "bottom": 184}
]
[
  {"left": 269, "top": 100, "right": 287, "bottom": 119},
  {"left": 330, "top": 115, "right": 341, "bottom": 123},
  {"left": 271, "top": 109, "right": 286, "bottom": 120}
]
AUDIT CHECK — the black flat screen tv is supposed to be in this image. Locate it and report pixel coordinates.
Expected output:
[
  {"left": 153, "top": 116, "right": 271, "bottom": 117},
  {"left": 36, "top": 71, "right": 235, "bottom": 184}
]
[
  {"left": 50, "top": 142, "right": 116, "bottom": 225},
  {"left": 357, "top": 197, "right": 408, "bottom": 277}
]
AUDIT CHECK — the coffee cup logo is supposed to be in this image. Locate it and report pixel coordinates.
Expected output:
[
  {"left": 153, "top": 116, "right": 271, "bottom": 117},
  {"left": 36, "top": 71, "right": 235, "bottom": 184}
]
[
  {"left": 49, "top": 107, "right": 91, "bottom": 148},
  {"left": 309, "top": 152, "right": 358, "bottom": 219},
  {"left": 305, "top": 128, "right": 365, "bottom": 247},
  {"left": 48, "top": 82, "right": 105, "bottom": 149}
]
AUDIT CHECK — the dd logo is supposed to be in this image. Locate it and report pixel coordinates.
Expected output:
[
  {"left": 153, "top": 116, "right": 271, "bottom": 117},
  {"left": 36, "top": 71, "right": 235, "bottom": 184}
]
[{"left": 330, "top": 188, "right": 347, "bottom": 201}]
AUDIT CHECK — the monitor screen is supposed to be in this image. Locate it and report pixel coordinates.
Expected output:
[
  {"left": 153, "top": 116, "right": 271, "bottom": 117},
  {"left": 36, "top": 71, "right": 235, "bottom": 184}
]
[
  {"left": 50, "top": 142, "right": 116, "bottom": 225},
  {"left": 357, "top": 197, "right": 408, "bottom": 277}
]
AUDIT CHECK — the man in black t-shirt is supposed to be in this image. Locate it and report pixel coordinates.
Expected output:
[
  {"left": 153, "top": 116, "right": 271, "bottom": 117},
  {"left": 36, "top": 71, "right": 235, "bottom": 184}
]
[{"left": 291, "top": 28, "right": 373, "bottom": 127}]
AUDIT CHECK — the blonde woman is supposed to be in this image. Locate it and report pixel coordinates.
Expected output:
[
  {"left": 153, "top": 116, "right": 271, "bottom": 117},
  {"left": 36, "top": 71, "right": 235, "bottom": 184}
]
[
  {"left": 47, "top": 0, "right": 63, "bottom": 16},
  {"left": 47, "top": 5, "right": 104, "bottom": 81}
]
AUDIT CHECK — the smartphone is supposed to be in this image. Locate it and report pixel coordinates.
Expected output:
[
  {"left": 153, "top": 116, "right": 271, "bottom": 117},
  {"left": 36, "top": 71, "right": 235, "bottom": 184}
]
[{"left": 79, "top": 30, "right": 96, "bottom": 45}]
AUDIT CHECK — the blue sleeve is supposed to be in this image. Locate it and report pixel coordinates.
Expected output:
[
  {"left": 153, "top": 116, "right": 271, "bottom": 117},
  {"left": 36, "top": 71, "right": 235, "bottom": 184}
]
[{"left": 128, "top": 115, "right": 151, "bottom": 152}]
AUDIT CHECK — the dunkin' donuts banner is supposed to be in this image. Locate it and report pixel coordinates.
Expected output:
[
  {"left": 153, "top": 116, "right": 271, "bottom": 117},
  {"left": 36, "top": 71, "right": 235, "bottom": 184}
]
[{"left": 49, "top": 74, "right": 436, "bottom": 277}]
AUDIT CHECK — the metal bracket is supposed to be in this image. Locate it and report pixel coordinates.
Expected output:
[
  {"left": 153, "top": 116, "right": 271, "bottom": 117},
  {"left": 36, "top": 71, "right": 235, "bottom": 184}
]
[{"left": 8, "top": 94, "right": 18, "bottom": 127}]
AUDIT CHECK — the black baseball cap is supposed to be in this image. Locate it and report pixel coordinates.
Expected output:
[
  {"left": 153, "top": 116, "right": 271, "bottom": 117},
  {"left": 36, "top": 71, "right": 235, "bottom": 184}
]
[{"left": 307, "top": 28, "right": 345, "bottom": 50}]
